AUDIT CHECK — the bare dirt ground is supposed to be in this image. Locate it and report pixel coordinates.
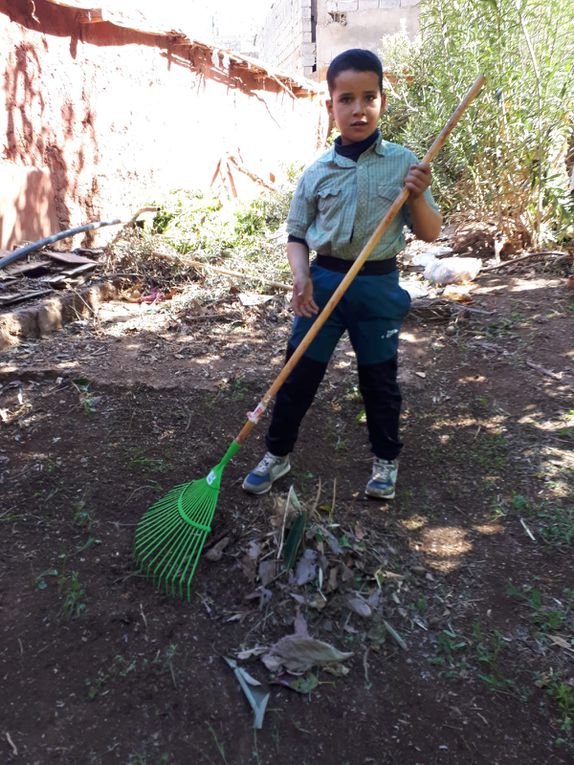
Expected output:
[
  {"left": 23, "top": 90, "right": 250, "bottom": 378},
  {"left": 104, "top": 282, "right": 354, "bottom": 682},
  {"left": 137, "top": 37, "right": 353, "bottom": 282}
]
[{"left": 1, "top": 261, "right": 573, "bottom": 765}]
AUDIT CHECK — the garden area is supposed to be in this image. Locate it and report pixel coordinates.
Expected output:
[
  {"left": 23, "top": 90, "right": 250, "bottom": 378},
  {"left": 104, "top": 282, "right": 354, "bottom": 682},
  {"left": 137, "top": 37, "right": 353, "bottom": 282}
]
[{"left": 1, "top": 0, "right": 573, "bottom": 763}]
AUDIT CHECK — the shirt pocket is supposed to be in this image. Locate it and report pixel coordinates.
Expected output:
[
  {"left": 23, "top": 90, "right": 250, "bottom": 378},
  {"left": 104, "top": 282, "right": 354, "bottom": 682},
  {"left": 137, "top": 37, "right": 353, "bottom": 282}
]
[
  {"left": 377, "top": 183, "right": 408, "bottom": 228},
  {"left": 377, "top": 183, "right": 402, "bottom": 204},
  {"left": 317, "top": 186, "right": 342, "bottom": 215}
]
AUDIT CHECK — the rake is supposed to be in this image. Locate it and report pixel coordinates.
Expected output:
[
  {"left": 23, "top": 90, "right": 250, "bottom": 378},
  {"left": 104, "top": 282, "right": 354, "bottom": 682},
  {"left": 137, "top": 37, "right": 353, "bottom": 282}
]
[{"left": 134, "top": 75, "right": 486, "bottom": 600}]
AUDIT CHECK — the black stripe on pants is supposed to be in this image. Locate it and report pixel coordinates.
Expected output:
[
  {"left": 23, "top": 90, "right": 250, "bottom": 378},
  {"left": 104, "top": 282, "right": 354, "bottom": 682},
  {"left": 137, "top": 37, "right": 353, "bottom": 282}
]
[
  {"left": 265, "top": 345, "right": 328, "bottom": 457},
  {"left": 358, "top": 355, "right": 403, "bottom": 461},
  {"left": 265, "top": 346, "right": 403, "bottom": 461}
]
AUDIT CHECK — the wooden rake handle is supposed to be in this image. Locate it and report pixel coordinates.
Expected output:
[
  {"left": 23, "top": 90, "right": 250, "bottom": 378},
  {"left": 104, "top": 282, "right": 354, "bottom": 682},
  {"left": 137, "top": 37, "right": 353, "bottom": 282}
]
[{"left": 235, "top": 74, "right": 486, "bottom": 445}]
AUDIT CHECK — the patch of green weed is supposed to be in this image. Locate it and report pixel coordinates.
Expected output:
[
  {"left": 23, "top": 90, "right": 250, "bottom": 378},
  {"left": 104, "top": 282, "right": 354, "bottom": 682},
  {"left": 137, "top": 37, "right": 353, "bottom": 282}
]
[
  {"left": 35, "top": 568, "right": 59, "bottom": 590},
  {"left": 207, "top": 723, "right": 228, "bottom": 764},
  {"left": 127, "top": 448, "right": 168, "bottom": 473},
  {"left": 471, "top": 430, "right": 509, "bottom": 472},
  {"left": 58, "top": 570, "right": 87, "bottom": 619},
  {"left": 507, "top": 582, "right": 573, "bottom": 636},
  {"left": 86, "top": 654, "right": 137, "bottom": 700},
  {"left": 431, "top": 622, "right": 526, "bottom": 697},
  {"left": 430, "top": 626, "right": 470, "bottom": 677},
  {"left": 536, "top": 670, "right": 574, "bottom": 743}
]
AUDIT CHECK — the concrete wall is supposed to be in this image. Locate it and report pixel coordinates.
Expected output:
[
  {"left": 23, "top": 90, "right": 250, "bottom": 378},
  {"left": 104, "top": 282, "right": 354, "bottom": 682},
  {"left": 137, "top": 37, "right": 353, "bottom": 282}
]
[
  {"left": 317, "top": 0, "right": 420, "bottom": 77},
  {"left": 258, "top": 0, "right": 420, "bottom": 80},
  {"left": 258, "top": 0, "right": 316, "bottom": 78},
  {"left": 0, "top": 0, "right": 324, "bottom": 250}
]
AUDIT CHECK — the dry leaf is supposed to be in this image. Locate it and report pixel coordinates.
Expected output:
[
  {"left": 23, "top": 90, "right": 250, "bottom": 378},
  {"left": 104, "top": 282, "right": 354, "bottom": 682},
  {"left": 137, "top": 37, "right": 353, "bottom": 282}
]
[
  {"left": 345, "top": 595, "right": 372, "bottom": 618},
  {"left": 241, "top": 540, "right": 262, "bottom": 581},
  {"left": 258, "top": 559, "right": 277, "bottom": 586},
  {"left": 261, "top": 634, "right": 353, "bottom": 674},
  {"left": 548, "top": 635, "right": 574, "bottom": 652},
  {"left": 205, "top": 536, "right": 231, "bottom": 561},
  {"left": 295, "top": 549, "right": 317, "bottom": 586},
  {"left": 236, "top": 646, "right": 268, "bottom": 660}
]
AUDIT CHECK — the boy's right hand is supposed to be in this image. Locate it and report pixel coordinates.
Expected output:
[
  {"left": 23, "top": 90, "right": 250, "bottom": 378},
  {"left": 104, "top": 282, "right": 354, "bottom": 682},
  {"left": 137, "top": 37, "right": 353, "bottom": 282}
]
[{"left": 291, "top": 275, "right": 319, "bottom": 317}]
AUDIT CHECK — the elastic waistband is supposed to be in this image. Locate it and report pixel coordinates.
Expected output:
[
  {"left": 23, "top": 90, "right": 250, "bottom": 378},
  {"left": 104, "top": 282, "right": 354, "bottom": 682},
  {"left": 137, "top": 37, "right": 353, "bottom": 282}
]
[{"left": 315, "top": 254, "right": 397, "bottom": 275}]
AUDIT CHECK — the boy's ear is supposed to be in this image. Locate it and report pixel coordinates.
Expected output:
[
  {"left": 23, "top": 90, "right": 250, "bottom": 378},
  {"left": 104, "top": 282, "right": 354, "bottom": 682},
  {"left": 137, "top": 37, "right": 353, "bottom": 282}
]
[{"left": 326, "top": 98, "right": 334, "bottom": 118}]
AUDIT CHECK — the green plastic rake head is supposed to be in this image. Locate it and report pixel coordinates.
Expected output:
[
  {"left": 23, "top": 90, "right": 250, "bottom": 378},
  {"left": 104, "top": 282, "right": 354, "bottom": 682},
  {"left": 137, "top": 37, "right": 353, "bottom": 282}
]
[{"left": 134, "top": 441, "right": 241, "bottom": 600}]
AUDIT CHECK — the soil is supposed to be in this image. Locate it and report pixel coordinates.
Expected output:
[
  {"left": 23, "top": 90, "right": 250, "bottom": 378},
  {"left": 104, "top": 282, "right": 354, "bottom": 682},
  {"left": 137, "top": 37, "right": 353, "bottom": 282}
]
[{"left": 1, "top": 261, "right": 573, "bottom": 765}]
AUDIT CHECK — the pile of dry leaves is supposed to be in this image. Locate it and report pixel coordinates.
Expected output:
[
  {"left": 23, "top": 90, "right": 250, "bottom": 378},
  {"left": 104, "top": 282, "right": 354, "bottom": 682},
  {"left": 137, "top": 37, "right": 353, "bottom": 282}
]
[{"left": 207, "top": 485, "right": 434, "bottom": 727}]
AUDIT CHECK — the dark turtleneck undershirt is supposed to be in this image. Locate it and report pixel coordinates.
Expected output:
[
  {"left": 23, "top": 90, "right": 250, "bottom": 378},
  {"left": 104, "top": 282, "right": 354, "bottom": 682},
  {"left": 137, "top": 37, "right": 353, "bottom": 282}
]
[{"left": 333, "top": 128, "right": 380, "bottom": 162}]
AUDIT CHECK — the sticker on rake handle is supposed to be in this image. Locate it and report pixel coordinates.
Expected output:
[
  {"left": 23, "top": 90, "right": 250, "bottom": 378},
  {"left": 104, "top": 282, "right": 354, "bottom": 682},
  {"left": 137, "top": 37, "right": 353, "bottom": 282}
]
[
  {"left": 207, "top": 470, "right": 217, "bottom": 486},
  {"left": 247, "top": 401, "right": 267, "bottom": 424}
]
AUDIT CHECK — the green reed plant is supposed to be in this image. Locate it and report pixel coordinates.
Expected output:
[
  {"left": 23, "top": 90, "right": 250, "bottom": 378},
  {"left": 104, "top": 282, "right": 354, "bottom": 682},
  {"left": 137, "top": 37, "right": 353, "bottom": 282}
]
[{"left": 380, "top": 0, "right": 574, "bottom": 246}]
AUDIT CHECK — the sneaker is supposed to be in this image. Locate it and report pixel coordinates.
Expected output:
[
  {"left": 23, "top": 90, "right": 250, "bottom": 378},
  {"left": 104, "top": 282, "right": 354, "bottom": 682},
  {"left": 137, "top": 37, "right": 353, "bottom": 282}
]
[
  {"left": 242, "top": 452, "right": 291, "bottom": 495},
  {"left": 365, "top": 457, "right": 398, "bottom": 500}
]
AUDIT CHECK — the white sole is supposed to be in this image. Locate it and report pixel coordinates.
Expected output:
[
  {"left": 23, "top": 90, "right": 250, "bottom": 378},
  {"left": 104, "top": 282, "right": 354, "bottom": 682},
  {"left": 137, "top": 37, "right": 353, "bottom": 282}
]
[{"left": 365, "top": 488, "right": 395, "bottom": 500}]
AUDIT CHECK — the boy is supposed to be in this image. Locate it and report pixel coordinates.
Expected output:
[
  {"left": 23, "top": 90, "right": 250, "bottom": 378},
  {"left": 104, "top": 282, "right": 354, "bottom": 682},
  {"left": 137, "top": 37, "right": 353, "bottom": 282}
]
[{"left": 243, "top": 48, "right": 442, "bottom": 499}]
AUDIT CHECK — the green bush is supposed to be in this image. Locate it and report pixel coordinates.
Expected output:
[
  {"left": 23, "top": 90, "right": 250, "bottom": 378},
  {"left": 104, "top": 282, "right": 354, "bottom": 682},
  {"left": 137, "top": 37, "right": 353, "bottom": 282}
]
[
  {"left": 379, "top": 0, "right": 574, "bottom": 247},
  {"left": 148, "top": 187, "right": 294, "bottom": 282},
  {"left": 151, "top": 189, "right": 236, "bottom": 256}
]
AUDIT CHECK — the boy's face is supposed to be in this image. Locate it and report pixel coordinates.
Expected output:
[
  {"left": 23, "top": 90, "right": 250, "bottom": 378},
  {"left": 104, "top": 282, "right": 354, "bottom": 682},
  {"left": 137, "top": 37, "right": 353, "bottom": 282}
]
[{"left": 327, "top": 69, "right": 386, "bottom": 146}]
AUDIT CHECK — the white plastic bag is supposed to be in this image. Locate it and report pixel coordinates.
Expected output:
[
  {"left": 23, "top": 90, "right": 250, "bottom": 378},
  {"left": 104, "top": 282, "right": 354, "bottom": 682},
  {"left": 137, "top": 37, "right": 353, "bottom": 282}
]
[
  {"left": 411, "top": 246, "right": 453, "bottom": 267},
  {"left": 424, "top": 256, "right": 482, "bottom": 285},
  {"left": 412, "top": 252, "right": 440, "bottom": 268},
  {"left": 399, "top": 278, "right": 429, "bottom": 300}
]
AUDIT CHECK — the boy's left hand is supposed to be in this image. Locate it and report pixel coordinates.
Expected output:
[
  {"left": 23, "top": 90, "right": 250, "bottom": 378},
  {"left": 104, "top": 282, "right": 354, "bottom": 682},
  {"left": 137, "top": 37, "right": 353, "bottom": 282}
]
[{"left": 404, "top": 163, "right": 432, "bottom": 198}]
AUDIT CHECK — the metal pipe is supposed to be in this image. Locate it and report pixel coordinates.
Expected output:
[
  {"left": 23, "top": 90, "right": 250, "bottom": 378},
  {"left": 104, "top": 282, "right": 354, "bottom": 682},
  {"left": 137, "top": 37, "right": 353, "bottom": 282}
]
[{"left": 0, "top": 206, "right": 159, "bottom": 270}]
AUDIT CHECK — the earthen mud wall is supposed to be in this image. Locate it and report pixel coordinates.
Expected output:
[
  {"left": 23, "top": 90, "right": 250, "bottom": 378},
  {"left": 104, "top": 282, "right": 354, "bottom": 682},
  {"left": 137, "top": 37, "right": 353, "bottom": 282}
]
[{"left": 0, "top": 0, "right": 324, "bottom": 249}]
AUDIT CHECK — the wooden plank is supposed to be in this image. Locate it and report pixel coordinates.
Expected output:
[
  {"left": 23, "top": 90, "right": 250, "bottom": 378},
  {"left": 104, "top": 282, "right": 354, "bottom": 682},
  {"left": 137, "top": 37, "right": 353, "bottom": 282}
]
[
  {"left": 45, "top": 251, "right": 97, "bottom": 265},
  {"left": 61, "top": 263, "right": 99, "bottom": 276},
  {"left": 4, "top": 260, "right": 52, "bottom": 276},
  {"left": 0, "top": 289, "right": 53, "bottom": 306}
]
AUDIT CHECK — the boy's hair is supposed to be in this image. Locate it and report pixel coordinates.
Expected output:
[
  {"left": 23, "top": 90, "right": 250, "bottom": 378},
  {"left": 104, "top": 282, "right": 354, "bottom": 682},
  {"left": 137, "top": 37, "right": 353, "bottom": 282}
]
[{"left": 326, "top": 48, "right": 383, "bottom": 95}]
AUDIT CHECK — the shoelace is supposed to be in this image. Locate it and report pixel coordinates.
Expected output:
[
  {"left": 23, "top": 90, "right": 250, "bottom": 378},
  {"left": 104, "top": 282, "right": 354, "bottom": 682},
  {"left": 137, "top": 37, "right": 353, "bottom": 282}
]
[
  {"left": 255, "top": 453, "right": 281, "bottom": 474},
  {"left": 372, "top": 459, "right": 394, "bottom": 482}
]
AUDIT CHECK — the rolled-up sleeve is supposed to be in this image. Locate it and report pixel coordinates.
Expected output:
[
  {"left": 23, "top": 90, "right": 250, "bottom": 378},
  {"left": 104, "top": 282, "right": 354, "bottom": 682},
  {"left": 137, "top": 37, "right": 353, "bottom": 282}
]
[{"left": 287, "top": 173, "right": 315, "bottom": 240}]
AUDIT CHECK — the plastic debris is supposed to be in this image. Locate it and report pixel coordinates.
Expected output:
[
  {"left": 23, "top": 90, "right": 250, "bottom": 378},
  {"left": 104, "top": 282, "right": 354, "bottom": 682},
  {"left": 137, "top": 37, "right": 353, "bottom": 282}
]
[
  {"left": 294, "top": 549, "right": 318, "bottom": 586},
  {"left": 282, "top": 508, "right": 306, "bottom": 571},
  {"left": 399, "top": 277, "right": 429, "bottom": 300},
  {"left": 424, "top": 256, "right": 482, "bottom": 285},
  {"left": 238, "top": 292, "right": 274, "bottom": 306},
  {"left": 442, "top": 284, "right": 473, "bottom": 302}
]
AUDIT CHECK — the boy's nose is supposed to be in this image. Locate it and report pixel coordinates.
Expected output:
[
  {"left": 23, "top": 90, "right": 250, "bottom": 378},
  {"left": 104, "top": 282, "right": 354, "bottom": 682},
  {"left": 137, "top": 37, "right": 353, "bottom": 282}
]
[{"left": 352, "top": 99, "right": 364, "bottom": 115}]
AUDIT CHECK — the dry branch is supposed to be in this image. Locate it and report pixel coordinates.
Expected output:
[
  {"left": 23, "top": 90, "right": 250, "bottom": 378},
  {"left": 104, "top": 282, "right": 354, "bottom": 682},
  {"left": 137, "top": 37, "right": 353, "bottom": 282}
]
[{"left": 154, "top": 252, "right": 291, "bottom": 292}]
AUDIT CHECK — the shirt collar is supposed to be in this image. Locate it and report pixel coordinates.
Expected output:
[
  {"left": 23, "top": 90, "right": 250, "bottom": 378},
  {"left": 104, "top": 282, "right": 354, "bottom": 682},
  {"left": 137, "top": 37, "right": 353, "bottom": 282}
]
[{"left": 320, "top": 131, "right": 387, "bottom": 165}]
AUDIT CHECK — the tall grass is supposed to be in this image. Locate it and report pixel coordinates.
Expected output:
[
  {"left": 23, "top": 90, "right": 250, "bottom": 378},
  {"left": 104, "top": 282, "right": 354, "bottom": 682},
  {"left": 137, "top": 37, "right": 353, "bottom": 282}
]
[{"left": 380, "top": 0, "right": 574, "bottom": 247}]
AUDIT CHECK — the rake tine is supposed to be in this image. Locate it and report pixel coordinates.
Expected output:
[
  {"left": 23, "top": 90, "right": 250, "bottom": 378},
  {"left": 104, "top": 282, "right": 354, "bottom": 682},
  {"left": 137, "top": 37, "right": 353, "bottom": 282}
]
[
  {"left": 157, "top": 510, "right": 209, "bottom": 594},
  {"left": 175, "top": 530, "right": 208, "bottom": 600},
  {"left": 136, "top": 510, "right": 185, "bottom": 566},
  {"left": 152, "top": 522, "right": 195, "bottom": 591}
]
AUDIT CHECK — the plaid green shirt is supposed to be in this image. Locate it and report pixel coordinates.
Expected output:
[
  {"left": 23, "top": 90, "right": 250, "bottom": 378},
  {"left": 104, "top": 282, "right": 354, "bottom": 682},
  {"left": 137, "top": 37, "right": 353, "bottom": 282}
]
[{"left": 287, "top": 134, "right": 439, "bottom": 261}]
